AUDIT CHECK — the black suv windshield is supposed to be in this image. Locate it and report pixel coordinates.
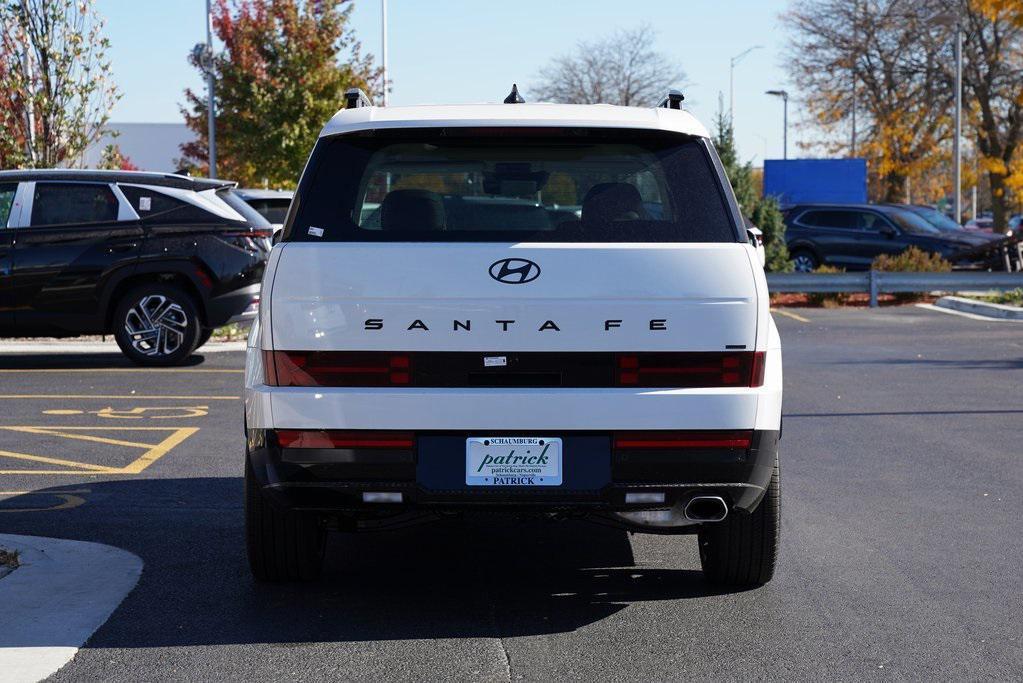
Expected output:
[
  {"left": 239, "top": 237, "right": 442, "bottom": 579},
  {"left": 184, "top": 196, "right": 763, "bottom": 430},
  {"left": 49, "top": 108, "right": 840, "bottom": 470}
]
[{"left": 287, "top": 128, "right": 739, "bottom": 243}]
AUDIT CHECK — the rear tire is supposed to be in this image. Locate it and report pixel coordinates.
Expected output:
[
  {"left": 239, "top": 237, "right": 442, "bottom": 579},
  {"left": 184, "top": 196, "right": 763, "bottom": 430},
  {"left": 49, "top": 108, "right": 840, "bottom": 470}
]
[
  {"left": 112, "top": 283, "right": 201, "bottom": 366},
  {"left": 698, "top": 456, "right": 780, "bottom": 587},
  {"left": 791, "top": 250, "right": 818, "bottom": 273},
  {"left": 245, "top": 458, "right": 326, "bottom": 582},
  {"left": 195, "top": 327, "right": 214, "bottom": 351}
]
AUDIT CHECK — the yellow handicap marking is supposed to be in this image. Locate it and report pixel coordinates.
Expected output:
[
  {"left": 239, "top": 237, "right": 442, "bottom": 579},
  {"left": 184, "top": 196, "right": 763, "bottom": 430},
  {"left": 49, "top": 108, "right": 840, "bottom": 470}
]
[
  {"left": 42, "top": 406, "right": 210, "bottom": 419},
  {"left": 0, "top": 426, "right": 199, "bottom": 475},
  {"left": 0, "top": 489, "right": 89, "bottom": 512}
]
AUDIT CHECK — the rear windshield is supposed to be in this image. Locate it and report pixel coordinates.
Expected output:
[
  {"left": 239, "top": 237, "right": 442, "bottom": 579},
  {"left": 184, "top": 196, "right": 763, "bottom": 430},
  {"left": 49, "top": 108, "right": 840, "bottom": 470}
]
[{"left": 286, "top": 128, "right": 739, "bottom": 243}]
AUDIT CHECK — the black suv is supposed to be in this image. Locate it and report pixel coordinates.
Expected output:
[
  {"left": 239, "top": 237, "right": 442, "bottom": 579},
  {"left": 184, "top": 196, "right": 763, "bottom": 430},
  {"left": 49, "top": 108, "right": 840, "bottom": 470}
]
[
  {"left": 783, "top": 203, "right": 993, "bottom": 272},
  {"left": 0, "top": 170, "right": 270, "bottom": 365}
]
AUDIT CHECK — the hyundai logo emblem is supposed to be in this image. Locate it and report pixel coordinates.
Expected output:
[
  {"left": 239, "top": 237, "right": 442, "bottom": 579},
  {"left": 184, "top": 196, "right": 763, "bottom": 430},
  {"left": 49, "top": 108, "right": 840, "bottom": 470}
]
[{"left": 489, "top": 258, "right": 541, "bottom": 284}]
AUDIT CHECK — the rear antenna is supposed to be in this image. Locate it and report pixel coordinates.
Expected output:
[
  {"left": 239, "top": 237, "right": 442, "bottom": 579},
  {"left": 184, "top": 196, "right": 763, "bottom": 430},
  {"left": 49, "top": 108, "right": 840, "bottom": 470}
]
[{"left": 504, "top": 83, "right": 525, "bottom": 104}]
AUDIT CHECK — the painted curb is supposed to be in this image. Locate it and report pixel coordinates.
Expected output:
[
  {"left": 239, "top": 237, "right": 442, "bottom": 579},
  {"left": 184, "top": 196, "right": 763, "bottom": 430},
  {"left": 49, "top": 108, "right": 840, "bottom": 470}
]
[
  {"left": 0, "top": 534, "right": 143, "bottom": 683},
  {"left": 934, "top": 296, "right": 1023, "bottom": 320},
  {"left": 0, "top": 341, "right": 246, "bottom": 354}
]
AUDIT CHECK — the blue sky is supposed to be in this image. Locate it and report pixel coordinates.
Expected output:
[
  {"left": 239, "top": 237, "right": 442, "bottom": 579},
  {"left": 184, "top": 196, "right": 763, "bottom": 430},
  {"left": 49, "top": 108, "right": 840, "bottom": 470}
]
[{"left": 96, "top": 0, "right": 794, "bottom": 164}]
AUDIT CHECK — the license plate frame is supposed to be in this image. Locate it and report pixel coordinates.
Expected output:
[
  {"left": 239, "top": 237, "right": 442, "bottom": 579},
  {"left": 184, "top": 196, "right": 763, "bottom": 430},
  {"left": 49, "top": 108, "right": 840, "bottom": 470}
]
[{"left": 465, "top": 436, "right": 562, "bottom": 487}]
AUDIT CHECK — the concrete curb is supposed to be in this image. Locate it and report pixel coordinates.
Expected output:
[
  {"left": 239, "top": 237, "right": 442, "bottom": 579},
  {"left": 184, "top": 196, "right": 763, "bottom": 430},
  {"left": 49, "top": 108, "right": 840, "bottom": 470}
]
[
  {"left": 934, "top": 296, "right": 1023, "bottom": 320},
  {"left": 0, "top": 340, "right": 246, "bottom": 354},
  {"left": 0, "top": 534, "right": 143, "bottom": 682}
]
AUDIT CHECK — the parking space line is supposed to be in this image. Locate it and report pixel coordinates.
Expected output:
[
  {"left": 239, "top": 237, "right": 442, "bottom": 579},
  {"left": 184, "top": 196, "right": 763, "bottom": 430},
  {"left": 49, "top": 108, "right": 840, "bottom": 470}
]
[
  {"left": 0, "top": 489, "right": 91, "bottom": 512},
  {"left": 772, "top": 309, "right": 811, "bottom": 323},
  {"left": 3, "top": 426, "right": 154, "bottom": 450},
  {"left": 0, "top": 449, "right": 117, "bottom": 473},
  {"left": 0, "top": 426, "right": 200, "bottom": 475},
  {"left": 0, "top": 395, "right": 239, "bottom": 400}
]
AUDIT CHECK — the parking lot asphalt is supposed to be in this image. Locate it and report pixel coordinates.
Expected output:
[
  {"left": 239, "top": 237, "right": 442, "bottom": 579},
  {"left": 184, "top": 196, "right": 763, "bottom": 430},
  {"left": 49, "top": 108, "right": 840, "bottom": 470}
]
[{"left": 1, "top": 306, "right": 1021, "bottom": 681}]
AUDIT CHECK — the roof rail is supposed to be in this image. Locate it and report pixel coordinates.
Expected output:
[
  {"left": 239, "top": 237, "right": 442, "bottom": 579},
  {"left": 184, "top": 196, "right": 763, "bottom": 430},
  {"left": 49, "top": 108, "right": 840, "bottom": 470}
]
[
  {"left": 657, "top": 90, "right": 685, "bottom": 110},
  {"left": 344, "top": 88, "right": 373, "bottom": 109}
]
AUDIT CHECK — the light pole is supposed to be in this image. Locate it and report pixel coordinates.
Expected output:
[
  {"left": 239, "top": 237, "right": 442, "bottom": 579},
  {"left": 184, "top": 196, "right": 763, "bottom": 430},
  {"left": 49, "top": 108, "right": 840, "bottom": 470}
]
[
  {"left": 381, "top": 0, "right": 388, "bottom": 106},
  {"left": 932, "top": 13, "right": 963, "bottom": 224},
  {"left": 192, "top": 2, "right": 217, "bottom": 177},
  {"left": 729, "top": 45, "right": 763, "bottom": 125},
  {"left": 765, "top": 90, "right": 789, "bottom": 160}
]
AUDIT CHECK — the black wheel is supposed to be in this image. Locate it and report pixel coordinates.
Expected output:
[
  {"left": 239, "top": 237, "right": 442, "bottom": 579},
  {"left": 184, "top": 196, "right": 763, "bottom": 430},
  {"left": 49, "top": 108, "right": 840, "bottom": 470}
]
[
  {"left": 195, "top": 327, "right": 214, "bottom": 351},
  {"left": 698, "top": 456, "right": 780, "bottom": 587},
  {"left": 112, "top": 283, "right": 201, "bottom": 366},
  {"left": 791, "top": 250, "right": 818, "bottom": 273},
  {"left": 245, "top": 457, "right": 325, "bottom": 582}
]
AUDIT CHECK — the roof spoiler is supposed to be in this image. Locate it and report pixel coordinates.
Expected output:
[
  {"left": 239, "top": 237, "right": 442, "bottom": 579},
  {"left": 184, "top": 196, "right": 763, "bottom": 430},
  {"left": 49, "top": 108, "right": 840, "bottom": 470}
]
[
  {"left": 344, "top": 88, "right": 373, "bottom": 109},
  {"left": 657, "top": 90, "right": 685, "bottom": 110}
]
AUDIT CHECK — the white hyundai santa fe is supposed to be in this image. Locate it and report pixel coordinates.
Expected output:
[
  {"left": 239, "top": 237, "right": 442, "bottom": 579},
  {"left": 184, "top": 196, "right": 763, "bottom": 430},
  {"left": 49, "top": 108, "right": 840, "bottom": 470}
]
[{"left": 244, "top": 88, "right": 783, "bottom": 585}]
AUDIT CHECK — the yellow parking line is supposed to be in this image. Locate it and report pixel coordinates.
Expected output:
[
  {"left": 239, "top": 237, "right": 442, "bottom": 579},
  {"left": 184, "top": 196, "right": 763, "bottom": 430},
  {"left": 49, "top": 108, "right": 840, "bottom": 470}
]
[
  {"left": 0, "top": 395, "right": 239, "bottom": 400},
  {"left": 121, "top": 427, "right": 199, "bottom": 474},
  {"left": 0, "top": 447, "right": 116, "bottom": 470},
  {"left": 2, "top": 426, "right": 155, "bottom": 450},
  {"left": 0, "top": 368, "right": 243, "bottom": 374},
  {"left": 772, "top": 309, "right": 811, "bottom": 323}
]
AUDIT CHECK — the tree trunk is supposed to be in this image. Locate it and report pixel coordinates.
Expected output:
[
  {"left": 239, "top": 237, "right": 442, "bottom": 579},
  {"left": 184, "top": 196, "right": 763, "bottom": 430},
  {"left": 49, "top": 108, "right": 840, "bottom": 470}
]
[
  {"left": 881, "top": 170, "right": 906, "bottom": 204},
  {"left": 988, "top": 171, "right": 1009, "bottom": 234}
]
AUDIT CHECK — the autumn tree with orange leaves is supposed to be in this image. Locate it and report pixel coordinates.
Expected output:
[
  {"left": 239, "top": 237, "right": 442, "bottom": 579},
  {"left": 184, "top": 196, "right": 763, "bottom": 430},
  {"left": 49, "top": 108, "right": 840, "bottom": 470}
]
[
  {"left": 784, "top": 0, "right": 1023, "bottom": 228},
  {"left": 179, "top": 0, "right": 382, "bottom": 187}
]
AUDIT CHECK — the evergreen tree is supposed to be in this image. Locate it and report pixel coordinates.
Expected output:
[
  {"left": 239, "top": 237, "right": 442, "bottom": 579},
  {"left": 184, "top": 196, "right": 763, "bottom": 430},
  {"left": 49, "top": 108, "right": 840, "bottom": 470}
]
[{"left": 713, "top": 112, "right": 792, "bottom": 272}]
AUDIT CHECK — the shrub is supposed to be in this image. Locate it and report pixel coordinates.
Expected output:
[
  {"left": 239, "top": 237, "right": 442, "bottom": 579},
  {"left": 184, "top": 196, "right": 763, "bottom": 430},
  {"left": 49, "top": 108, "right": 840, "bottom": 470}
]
[
  {"left": 807, "top": 265, "right": 849, "bottom": 307},
  {"left": 751, "top": 196, "right": 793, "bottom": 273},
  {"left": 871, "top": 247, "right": 951, "bottom": 302}
]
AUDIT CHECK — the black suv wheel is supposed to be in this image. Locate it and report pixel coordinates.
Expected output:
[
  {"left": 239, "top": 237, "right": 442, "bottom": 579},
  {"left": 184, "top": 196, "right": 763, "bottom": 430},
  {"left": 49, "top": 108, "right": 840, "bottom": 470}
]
[
  {"left": 698, "top": 456, "right": 780, "bottom": 587},
  {"left": 113, "top": 283, "right": 201, "bottom": 366},
  {"left": 245, "top": 457, "right": 326, "bottom": 582}
]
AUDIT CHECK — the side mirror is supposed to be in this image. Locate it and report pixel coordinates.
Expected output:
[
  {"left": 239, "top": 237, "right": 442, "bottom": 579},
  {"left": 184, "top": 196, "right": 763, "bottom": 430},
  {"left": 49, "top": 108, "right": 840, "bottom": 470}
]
[
  {"left": 747, "top": 227, "right": 766, "bottom": 268},
  {"left": 880, "top": 225, "right": 897, "bottom": 238}
]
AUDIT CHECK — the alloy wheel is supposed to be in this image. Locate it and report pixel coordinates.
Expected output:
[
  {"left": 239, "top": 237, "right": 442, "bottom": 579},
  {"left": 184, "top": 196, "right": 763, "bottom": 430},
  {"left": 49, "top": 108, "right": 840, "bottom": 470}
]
[
  {"left": 792, "top": 254, "right": 816, "bottom": 272},
  {"left": 123, "top": 294, "right": 189, "bottom": 357}
]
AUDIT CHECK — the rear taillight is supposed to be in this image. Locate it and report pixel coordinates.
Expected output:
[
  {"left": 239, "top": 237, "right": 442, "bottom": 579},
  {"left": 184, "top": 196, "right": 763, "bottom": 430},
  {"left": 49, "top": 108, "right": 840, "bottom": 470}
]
[
  {"left": 263, "top": 351, "right": 412, "bottom": 387},
  {"left": 615, "top": 352, "right": 765, "bottom": 388},
  {"left": 276, "top": 430, "right": 414, "bottom": 449},
  {"left": 613, "top": 430, "right": 753, "bottom": 449}
]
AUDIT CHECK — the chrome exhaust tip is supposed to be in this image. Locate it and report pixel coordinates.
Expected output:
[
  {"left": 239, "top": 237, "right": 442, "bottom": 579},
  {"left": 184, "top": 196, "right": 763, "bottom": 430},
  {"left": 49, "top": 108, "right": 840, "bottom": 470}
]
[{"left": 684, "top": 495, "right": 728, "bottom": 522}]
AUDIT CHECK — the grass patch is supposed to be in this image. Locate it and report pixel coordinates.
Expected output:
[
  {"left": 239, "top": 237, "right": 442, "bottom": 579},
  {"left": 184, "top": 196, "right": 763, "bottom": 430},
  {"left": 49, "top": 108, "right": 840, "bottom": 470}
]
[
  {"left": 210, "top": 323, "right": 248, "bottom": 342},
  {"left": 970, "top": 288, "right": 1023, "bottom": 307}
]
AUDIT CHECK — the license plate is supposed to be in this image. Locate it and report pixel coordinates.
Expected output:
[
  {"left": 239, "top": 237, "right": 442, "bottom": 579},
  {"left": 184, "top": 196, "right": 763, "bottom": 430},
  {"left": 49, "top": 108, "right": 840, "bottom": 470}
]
[{"left": 465, "top": 437, "right": 562, "bottom": 486}]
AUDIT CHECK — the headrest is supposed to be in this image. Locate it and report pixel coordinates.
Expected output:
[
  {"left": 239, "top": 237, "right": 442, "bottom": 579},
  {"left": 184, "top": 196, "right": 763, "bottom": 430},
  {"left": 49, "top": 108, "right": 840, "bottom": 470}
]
[
  {"left": 581, "top": 183, "right": 646, "bottom": 223},
  {"left": 380, "top": 189, "right": 446, "bottom": 231}
]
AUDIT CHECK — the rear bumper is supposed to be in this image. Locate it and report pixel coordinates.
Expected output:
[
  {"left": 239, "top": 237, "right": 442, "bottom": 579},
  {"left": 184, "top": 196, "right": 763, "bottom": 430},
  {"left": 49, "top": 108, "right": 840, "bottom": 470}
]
[
  {"left": 206, "top": 283, "right": 260, "bottom": 328},
  {"left": 245, "top": 428, "right": 779, "bottom": 532}
]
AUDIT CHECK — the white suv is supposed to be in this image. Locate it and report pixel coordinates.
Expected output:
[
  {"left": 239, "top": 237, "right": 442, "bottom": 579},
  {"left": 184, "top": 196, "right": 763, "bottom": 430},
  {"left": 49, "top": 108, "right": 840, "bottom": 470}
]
[{"left": 244, "top": 89, "right": 783, "bottom": 585}]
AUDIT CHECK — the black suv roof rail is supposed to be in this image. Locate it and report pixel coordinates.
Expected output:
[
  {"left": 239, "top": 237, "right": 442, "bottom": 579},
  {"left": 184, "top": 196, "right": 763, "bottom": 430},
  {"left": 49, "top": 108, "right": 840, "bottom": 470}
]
[
  {"left": 657, "top": 90, "right": 685, "bottom": 110},
  {"left": 0, "top": 168, "right": 236, "bottom": 192},
  {"left": 344, "top": 88, "right": 373, "bottom": 109}
]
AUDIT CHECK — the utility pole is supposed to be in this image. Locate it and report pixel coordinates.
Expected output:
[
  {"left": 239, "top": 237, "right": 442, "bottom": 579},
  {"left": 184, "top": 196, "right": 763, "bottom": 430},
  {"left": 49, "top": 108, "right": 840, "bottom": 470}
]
[
  {"left": 729, "top": 46, "right": 762, "bottom": 125},
  {"left": 766, "top": 90, "right": 789, "bottom": 160},
  {"left": 381, "top": 0, "right": 388, "bottom": 106},
  {"left": 206, "top": 0, "right": 217, "bottom": 178},
  {"left": 953, "top": 22, "right": 962, "bottom": 225}
]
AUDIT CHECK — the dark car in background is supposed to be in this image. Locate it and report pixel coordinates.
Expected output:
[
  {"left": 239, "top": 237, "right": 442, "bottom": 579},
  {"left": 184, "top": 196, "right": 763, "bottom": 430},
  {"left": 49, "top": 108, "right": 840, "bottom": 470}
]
[
  {"left": 0, "top": 170, "right": 271, "bottom": 365},
  {"left": 234, "top": 188, "right": 293, "bottom": 228},
  {"left": 783, "top": 203, "right": 995, "bottom": 272},
  {"left": 893, "top": 204, "right": 1004, "bottom": 242}
]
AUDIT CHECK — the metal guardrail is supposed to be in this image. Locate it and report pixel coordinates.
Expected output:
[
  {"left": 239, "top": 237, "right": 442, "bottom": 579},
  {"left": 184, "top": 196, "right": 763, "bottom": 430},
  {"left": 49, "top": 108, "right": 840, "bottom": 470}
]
[{"left": 766, "top": 271, "right": 1023, "bottom": 307}]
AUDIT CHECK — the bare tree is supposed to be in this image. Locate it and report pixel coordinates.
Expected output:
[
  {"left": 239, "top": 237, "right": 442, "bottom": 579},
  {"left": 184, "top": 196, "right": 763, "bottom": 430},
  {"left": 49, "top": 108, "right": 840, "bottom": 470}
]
[
  {"left": 531, "top": 25, "right": 685, "bottom": 107},
  {"left": 0, "top": 0, "right": 119, "bottom": 168},
  {"left": 783, "top": 0, "right": 953, "bottom": 202}
]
